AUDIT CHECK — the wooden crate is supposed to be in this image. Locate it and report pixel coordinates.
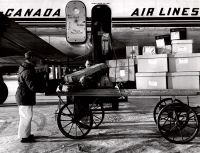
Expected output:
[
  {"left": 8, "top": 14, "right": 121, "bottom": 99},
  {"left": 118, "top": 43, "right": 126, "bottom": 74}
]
[{"left": 107, "top": 59, "right": 135, "bottom": 82}]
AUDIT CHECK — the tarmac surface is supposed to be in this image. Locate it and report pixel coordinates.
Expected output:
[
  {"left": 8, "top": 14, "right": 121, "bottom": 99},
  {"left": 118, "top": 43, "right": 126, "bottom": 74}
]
[{"left": 1, "top": 78, "right": 200, "bottom": 153}]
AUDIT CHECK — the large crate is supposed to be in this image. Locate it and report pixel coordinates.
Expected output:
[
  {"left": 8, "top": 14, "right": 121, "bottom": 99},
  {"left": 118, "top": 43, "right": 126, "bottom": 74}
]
[
  {"left": 167, "top": 72, "right": 200, "bottom": 89},
  {"left": 137, "top": 54, "right": 168, "bottom": 72},
  {"left": 136, "top": 72, "right": 167, "bottom": 89},
  {"left": 168, "top": 53, "right": 200, "bottom": 72},
  {"left": 172, "top": 39, "right": 193, "bottom": 54},
  {"left": 107, "top": 59, "right": 135, "bottom": 82}
]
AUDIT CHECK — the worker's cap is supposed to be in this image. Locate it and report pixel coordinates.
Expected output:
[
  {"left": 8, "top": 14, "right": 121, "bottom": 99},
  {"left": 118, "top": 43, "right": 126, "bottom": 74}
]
[{"left": 25, "top": 51, "right": 34, "bottom": 59}]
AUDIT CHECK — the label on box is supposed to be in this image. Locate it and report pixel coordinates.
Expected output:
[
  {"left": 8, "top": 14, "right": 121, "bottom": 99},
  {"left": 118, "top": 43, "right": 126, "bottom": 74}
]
[
  {"left": 148, "top": 59, "right": 157, "bottom": 65},
  {"left": 120, "top": 70, "right": 126, "bottom": 77},
  {"left": 156, "top": 39, "right": 165, "bottom": 48},
  {"left": 178, "top": 58, "right": 188, "bottom": 64},
  {"left": 178, "top": 46, "right": 187, "bottom": 52},
  {"left": 148, "top": 81, "right": 158, "bottom": 87},
  {"left": 171, "top": 32, "right": 180, "bottom": 40}
]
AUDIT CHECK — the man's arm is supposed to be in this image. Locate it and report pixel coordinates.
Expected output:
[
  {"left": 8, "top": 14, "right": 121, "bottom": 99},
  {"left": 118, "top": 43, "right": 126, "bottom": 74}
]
[{"left": 23, "top": 70, "right": 37, "bottom": 92}]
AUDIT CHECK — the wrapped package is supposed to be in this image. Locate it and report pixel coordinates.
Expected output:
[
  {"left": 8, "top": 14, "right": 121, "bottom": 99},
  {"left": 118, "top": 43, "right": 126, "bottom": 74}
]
[{"left": 64, "top": 63, "right": 108, "bottom": 89}]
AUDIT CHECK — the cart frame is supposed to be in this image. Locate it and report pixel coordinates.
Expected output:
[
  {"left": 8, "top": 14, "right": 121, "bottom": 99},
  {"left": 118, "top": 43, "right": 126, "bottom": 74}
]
[{"left": 55, "top": 88, "right": 200, "bottom": 143}]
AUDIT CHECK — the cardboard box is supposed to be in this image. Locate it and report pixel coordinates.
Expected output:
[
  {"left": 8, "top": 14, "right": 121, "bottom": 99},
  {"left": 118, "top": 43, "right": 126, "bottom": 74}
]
[
  {"left": 170, "top": 28, "right": 186, "bottom": 40},
  {"left": 136, "top": 72, "right": 167, "bottom": 89},
  {"left": 107, "top": 59, "right": 135, "bottom": 82},
  {"left": 126, "top": 46, "right": 139, "bottom": 58},
  {"left": 167, "top": 72, "right": 200, "bottom": 89},
  {"left": 107, "top": 58, "right": 135, "bottom": 67},
  {"left": 157, "top": 45, "right": 172, "bottom": 54},
  {"left": 142, "top": 46, "right": 156, "bottom": 55},
  {"left": 155, "top": 35, "right": 171, "bottom": 48},
  {"left": 137, "top": 54, "right": 168, "bottom": 72},
  {"left": 168, "top": 53, "right": 200, "bottom": 72},
  {"left": 172, "top": 39, "right": 193, "bottom": 54}
]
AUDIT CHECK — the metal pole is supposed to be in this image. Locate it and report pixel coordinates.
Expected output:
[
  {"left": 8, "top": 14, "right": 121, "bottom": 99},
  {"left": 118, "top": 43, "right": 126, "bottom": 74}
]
[
  {"left": 58, "top": 65, "right": 62, "bottom": 79},
  {"left": 52, "top": 65, "right": 56, "bottom": 79}
]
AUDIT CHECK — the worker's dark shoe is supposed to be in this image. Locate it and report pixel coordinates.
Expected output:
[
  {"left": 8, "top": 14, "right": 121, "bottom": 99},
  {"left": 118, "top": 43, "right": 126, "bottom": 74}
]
[{"left": 20, "top": 137, "right": 36, "bottom": 143}]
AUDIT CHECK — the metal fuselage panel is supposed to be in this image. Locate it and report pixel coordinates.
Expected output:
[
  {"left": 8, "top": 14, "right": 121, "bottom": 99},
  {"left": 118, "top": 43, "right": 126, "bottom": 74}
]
[{"left": 1, "top": 0, "right": 200, "bottom": 59}]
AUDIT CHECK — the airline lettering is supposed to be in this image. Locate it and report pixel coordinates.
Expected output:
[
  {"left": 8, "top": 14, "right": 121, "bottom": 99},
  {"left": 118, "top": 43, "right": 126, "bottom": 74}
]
[
  {"left": 131, "top": 8, "right": 154, "bottom": 16},
  {"left": 131, "top": 7, "right": 200, "bottom": 16},
  {"left": 5, "top": 8, "right": 61, "bottom": 17}
]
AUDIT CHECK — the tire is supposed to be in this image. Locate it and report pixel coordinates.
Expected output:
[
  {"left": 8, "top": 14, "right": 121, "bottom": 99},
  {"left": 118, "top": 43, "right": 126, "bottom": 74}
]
[
  {"left": 153, "top": 98, "right": 182, "bottom": 124},
  {"left": 57, "top": 103, "right": 93, "bottom": 139},
  {"left": 157, "top": 103, "right": 199, "bottom": 144},
  {"left": 0, "top": 82, "right": 8, "bottom": 104}
]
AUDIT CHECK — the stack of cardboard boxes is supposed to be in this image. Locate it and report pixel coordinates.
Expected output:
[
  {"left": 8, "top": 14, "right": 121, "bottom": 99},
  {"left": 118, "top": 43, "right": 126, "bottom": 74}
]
[
  {"left": 106, "top": 28, "right": 200, "bottom": 90},
  {"left": 167, "top": 28, "right": 200, "bottom": 89},
  {"left": 136, "top": 54, "right": 168, "bottom": 89},
  {"left": 168, "top": 53, "right": 200, "bottom": 90}
]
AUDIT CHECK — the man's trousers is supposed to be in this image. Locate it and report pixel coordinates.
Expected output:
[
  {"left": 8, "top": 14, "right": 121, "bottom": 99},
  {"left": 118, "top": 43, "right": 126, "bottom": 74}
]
[{"left": 18, "top": 106, "right": 33, "bottom": 139}]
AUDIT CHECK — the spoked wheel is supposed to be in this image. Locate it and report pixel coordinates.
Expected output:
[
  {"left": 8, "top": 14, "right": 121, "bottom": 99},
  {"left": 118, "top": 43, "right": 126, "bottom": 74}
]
[
  {"left": 90, "top": 100, "right": 104, "bottom": 129},
  {"left": 57, "top": 103, "right": 93, "bottom": 139},
  {"left": 153, "top": 98, "right": 182, "bottom": 124},
  {"left": 157, "top": 103, "right": 199, "bottom": 144}
]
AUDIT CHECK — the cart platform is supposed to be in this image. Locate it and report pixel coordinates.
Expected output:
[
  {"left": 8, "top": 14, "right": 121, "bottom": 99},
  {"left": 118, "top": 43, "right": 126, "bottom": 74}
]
[
  {"left": 120, "top": 89, "right": 200, "bottom": 96},
  {"left": 57, "top": 89, "right": 200, "bottom": 97}
]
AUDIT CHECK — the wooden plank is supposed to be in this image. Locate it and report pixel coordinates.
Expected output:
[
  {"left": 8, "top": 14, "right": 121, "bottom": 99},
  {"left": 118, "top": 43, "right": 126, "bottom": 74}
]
[
  {"left": 120, "top": 89, "right": 200, "bottom": 96},
  {"left": 57, "top": 89, "right": 121, "bottom": 97}
]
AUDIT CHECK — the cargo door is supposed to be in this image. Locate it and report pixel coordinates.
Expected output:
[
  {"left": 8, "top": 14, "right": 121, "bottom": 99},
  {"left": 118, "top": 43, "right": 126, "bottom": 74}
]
[
  {"left": 91, "top": 5, "right": 112, "bottom": 63},
  {"left": 66, "top": 1, "right": 87, "bottom": 43}
]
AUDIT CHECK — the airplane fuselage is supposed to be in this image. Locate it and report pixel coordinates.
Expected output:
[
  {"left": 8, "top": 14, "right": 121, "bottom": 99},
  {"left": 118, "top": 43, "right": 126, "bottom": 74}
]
[
  {"left": 1, "top": 0, "right": 200, "bottom": 59},
  {"left": 1, "top": 0, "right": 200, "bottom": 104}
]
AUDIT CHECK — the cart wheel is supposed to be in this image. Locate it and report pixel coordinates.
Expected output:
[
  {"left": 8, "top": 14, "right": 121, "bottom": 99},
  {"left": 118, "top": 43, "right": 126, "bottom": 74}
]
[
  {"left": 157, "top": 103, "right": 199, "bottom": 144},
  {"left": 57, "top": 103, "right": 93, "bottom": 139},
  {"left": 153, "top": 98, "right": 182, "bottom": 124},
  {"left": 90, "top": 102, "right": 104, "bottom": 128}
]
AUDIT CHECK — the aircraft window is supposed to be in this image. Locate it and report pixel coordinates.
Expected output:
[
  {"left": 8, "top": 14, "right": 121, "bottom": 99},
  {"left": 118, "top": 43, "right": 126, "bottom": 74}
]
[{"left": 73, "top": 8, "right": 80, "bottom": 15}]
